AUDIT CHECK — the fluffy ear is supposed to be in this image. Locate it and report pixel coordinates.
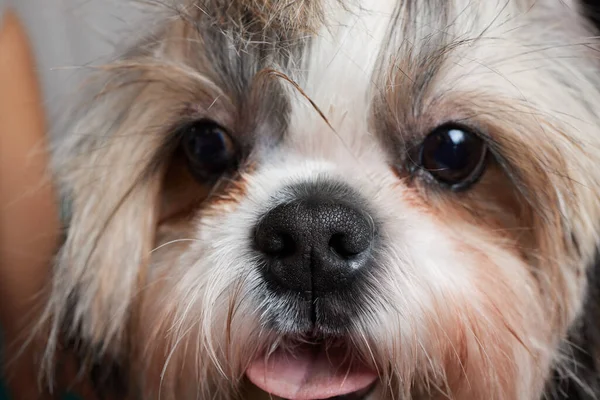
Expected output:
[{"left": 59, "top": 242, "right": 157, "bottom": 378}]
[
  {"left": 544, "top": 253, "right": 600, "bottom": 399},
  {"left": 542, "top": 3, "right": 600, "bottom": 397},
  {"left": 41, "top": 0, "right": 239, "bottom": 377},
  {"left": 45, "top": 60, "right": 173, "bottom": 377},
  {"left": 40, "top": 10, "right": 231, "bottom": 392}
]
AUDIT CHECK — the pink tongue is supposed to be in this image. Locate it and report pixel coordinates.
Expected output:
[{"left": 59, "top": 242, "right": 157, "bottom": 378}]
[{"left": 246, "top": 344, "right": 377, "bottom": 400}]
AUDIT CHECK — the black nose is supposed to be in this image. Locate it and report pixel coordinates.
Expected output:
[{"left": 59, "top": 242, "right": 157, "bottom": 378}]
[{"left": 254, "top": 197, "right": 374, "bottom": 294}]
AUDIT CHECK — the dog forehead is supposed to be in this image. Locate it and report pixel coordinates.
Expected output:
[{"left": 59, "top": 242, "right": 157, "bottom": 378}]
[
  {"left": 165, "top": 0, "right": 584, "bottom": 161},
  {"left": 276, "top": 0, "right": 535, "bottom": 143}
]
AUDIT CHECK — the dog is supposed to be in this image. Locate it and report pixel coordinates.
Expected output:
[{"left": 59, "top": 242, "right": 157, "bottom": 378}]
[{"left": 40, "top": 0, "right": 600, "bottom": 398}]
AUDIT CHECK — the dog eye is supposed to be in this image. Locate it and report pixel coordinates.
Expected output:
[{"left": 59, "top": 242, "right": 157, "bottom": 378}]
[
  {"left": 419, "top": 124, "right": 488, "bottom": 189},
  {"left": 179, "top": 120, "right": 237, "bottom": 180}
]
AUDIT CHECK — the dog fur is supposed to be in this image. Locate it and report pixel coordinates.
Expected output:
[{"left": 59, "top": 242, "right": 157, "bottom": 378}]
[{"left": 41, "top": 0, "right": 600, "bottom": 398}]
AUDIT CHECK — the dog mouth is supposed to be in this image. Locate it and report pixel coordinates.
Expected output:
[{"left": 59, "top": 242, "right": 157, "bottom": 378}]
[{"left": 246, "top": 338, "right": 378, "bottom": 400}]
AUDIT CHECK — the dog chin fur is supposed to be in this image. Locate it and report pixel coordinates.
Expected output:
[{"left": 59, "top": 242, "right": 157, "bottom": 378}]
[{"left": 40, "top": 0, "right": 600, "bottom": 399}]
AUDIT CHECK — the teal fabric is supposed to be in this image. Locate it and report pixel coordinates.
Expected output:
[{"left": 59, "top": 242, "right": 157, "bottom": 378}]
[{"left": 0, "top": 380, "right": 8, "bottom": 400}]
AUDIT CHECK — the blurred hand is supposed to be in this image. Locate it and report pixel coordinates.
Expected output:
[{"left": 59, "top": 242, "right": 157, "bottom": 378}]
[{"left": 0, "top": 9, "right": 59, "bottom": 400}]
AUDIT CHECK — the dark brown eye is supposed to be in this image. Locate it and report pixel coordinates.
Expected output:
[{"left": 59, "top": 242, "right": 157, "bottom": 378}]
[
  {"left": 419, "top": 124, "right": 488, "bottom": 190},
  {"left": 179, "top": 119, "right": 237, "bottom": 180}
]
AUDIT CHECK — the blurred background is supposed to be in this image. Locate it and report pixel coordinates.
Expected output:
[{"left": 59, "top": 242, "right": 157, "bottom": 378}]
[
  {"left": 0, "top": 2, "right": 145, "bottom": 398},
  {"left": 1, "top": 0, "right": 141, "bottom": 138}
]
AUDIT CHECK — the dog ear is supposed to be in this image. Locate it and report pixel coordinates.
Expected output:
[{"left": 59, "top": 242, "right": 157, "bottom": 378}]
[
  {"left": 544, "top": 2, "right": 600, "bottom": 398},
  {"left": 44, "top": 12, "right": 227, "bottom": 392},
  {"left": 544, "top": 251, "right": 600, "bottom": 399},
  {"left": 46, "top": 60, "right": 171, "bottom": 378}
]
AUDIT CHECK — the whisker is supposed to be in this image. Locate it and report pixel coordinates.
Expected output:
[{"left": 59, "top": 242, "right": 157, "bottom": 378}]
[{"left": 150, "top": 239, "right": 200, "bottom": 253}]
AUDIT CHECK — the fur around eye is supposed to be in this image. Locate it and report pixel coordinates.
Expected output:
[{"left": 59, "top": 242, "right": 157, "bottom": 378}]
[
  {"left": 179, "top": 119, "right": 238, "bottom": 181},
  {"left": 419, "top": 124, "right": 488, "bottom": 190}
]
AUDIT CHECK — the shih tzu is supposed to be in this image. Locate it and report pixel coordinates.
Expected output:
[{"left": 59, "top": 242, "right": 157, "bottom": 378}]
[{"left": 40, "top": 0, "right": 600, "bottom": 398}]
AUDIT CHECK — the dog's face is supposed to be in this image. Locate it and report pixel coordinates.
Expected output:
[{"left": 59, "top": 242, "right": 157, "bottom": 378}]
[{"left": 46, "top": 0, "right": 600, "bottom": 399}]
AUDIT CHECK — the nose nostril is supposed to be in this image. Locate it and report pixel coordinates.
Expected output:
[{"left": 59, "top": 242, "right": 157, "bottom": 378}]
[{"left": 329, "top": 233, "right": 360, "bottom": 259}]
